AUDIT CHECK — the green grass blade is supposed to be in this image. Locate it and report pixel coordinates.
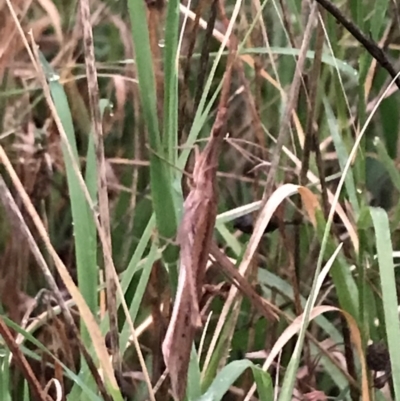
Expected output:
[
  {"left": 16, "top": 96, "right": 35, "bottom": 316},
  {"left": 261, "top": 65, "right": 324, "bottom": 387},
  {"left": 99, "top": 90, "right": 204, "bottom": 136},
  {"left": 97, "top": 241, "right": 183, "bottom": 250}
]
[
  {"left": 163, "top": 0, "right": 184, "bottom": 227},
  {"left": 199, "top": 360, "right": 257, "bottom": 401},
  {"left": 370, "top": 207, "right": 400, "bottom": 401},
  {"left": 0, "top": 349, "right": 11, "bottom": 401},
  {"left": 323, "top": 96, "right": 360, "bottom": 217},
  {"left": 120, "top": 238, "right": 159, "bottom": 349},
  {"left": 23, "top": 381, "right": 29, "bottom": 401},
  {"left": 370, "top": 0, "right": 390, "bottom": 40},
  {"left": 187, "top": 347, "right": 202, "bottom": 400},
  {"left": 125, "top": 2, "right": 160, "bottom": 150},
  {"left": 120, "top": 215, "right": 155, "bottom": 295},
  {"left": 126, "top": 0, "right": 178, "bottom": 252},
  {"left": 38, "top": 53, "right": 98, "bottom": 319},
  {"left": 163, "top": 0, "right": 179, "bottom": 165}
]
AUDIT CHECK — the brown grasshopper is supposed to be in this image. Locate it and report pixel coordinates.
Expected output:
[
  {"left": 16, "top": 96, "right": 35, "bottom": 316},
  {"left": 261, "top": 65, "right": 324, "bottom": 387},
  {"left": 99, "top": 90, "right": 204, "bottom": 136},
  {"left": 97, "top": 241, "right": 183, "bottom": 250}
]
[{"left": 162, "top": 108, "right": 227, "bottom": 400}]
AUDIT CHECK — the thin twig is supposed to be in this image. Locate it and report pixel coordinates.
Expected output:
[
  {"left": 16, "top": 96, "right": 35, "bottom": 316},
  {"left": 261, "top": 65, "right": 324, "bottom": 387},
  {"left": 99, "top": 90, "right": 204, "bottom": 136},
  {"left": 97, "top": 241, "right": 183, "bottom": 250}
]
[{"left": 315, "top": 0, "right": 400, "bottom": 90}]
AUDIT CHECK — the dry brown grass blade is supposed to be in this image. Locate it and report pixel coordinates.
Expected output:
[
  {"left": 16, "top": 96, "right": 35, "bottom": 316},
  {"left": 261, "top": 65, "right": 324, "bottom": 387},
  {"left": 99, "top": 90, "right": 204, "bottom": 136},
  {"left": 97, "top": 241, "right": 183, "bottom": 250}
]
[
  {"left": 78, "top": 0, "right": 121, "bottom": 372},
  {"left": 0, "top": 316, "right": 51, "bottom": 401},
  {"left": 161, "top": 41, "right": 236, "bottom": 401}
]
